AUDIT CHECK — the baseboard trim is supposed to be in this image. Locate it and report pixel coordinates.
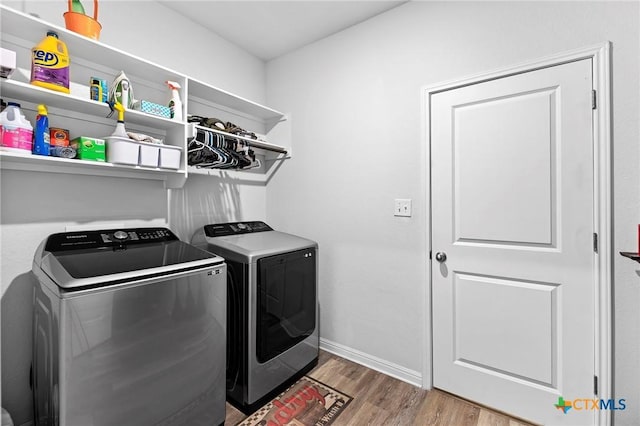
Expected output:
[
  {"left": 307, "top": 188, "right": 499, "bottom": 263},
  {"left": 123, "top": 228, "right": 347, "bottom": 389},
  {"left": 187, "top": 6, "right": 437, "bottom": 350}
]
[{"left": 319, "top": 338, "right": 422, "bottom": 388}]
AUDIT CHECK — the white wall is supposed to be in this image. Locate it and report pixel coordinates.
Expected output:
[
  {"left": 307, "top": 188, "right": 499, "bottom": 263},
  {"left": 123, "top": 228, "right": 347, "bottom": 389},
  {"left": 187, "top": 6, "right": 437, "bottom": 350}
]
[
  {"left": 265, "top": 2, "right": 640, "bottom": 424},
  {"left": 168, "top": 174, "right": 268, "bottom": 242},
  {"left": 0, "top": 1, "right": 268, "bottom": 424}
]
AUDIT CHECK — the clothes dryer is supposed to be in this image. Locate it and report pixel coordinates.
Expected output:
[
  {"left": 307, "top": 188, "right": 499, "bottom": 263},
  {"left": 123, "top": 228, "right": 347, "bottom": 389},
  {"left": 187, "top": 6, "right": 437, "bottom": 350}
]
[{"left": 191, "top": 221, "right": 318, "bottom": 413}]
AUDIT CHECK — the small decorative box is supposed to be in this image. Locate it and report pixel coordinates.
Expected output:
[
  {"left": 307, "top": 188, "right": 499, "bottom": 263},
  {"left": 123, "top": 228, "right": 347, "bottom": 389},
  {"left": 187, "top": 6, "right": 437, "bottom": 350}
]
[{"left": 133, "top": 100, "right": 171, "bottom": 119}]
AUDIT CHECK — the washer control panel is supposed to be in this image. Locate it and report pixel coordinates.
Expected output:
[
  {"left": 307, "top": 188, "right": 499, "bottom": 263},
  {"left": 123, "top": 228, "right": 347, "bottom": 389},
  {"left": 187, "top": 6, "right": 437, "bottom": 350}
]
[
  {"left": 204, "top": 221, "right": 273, "bottom": 237},
  {"left": 45, "top": 228, "right": 178, "bottom": 252},
  {"left": 100, "top": 228, "right": 174, "bottom": 244}
]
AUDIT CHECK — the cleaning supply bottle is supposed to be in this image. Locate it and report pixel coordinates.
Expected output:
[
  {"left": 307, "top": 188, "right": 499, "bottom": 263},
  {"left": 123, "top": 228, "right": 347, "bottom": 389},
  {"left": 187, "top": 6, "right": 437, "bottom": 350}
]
[
  {"left": 31, "top": 31, "right": 70, "bottom": 94},
  {"left": 0, "top": 102, "right": 33, "bottom": 154},
  {"left": 33, "top": 104, "right": 50, "bottom": 156},
  {"left": 166, "top": 81, "right": 182, "bottom": 121}
]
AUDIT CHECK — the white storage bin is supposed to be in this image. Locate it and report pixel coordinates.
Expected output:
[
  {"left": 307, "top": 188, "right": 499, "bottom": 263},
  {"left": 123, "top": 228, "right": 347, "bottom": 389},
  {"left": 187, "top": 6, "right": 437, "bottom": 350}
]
[
  {"left": 138, "top": 141, "right": 160, "bottom": 168},
  {"left": 158, "top": 145, "right": 182, "bottom": 170},
  {"left": 106, "top": 136, "right": 139, "bottom": 166}
]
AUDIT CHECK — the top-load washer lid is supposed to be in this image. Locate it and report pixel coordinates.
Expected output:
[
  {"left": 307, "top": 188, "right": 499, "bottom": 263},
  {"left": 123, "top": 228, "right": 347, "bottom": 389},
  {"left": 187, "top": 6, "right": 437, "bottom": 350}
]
[
  {"left": 193, "top": 221, "right": 317, "bottom": 263},
  {"left": 34, "top": 227, "right": 224, "bottom": 290}
]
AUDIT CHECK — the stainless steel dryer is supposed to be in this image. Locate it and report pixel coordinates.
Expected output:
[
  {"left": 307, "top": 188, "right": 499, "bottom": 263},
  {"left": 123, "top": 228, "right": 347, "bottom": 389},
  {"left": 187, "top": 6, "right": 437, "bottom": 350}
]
[
  {"left": 191, "top": 221, "right": 319, "bottom": 413},
  {"left": 31, "top": 227, "right": 227, "bottom": 426}
]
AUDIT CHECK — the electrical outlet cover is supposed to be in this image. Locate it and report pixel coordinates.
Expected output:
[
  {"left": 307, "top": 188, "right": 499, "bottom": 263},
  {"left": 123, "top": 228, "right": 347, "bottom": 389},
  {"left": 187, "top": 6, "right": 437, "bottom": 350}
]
[{"left": 394, "top": 199, "right": 412, "bottom": 217}]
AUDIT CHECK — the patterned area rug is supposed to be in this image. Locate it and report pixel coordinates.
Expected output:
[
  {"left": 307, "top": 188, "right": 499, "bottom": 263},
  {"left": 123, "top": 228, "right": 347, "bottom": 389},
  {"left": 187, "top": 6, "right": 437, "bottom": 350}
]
[{"left": 236, "top": 376, "right": 352, "bottom": 426}]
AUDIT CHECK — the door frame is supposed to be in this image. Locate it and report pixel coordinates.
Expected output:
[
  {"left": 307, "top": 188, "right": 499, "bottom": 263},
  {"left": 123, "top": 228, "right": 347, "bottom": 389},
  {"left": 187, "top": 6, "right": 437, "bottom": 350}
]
[{"left": 421, "top": 42, "right": 612, "bottom": 426}]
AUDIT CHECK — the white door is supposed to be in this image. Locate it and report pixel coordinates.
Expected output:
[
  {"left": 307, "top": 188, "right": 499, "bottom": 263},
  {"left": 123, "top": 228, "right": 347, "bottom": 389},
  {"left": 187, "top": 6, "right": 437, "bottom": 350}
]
[{"left": 431, "top": 59, "right": 595, "bottom": 426}]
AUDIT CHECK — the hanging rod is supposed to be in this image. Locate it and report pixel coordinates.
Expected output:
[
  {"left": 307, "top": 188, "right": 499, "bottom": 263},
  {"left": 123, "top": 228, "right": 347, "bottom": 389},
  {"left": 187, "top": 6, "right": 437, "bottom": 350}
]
[{"left": 189, "top": 124, "right": 288, "bottom": 155}]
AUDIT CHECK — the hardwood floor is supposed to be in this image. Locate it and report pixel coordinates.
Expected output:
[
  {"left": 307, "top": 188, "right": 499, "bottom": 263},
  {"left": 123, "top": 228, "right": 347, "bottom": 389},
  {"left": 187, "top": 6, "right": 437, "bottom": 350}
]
[{"left": 225, "top": 350, "right": 536, "bottom": 425}]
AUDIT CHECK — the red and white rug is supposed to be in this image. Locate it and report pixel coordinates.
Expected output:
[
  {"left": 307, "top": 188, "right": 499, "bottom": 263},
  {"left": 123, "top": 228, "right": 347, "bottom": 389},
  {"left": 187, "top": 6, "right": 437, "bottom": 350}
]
[{"left": 236, "top": 376, "right": 353, "bottom": 426}]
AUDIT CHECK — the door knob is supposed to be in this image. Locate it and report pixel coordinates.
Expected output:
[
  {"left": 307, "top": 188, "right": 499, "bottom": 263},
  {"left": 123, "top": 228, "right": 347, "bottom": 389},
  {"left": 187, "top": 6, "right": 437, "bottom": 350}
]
[{"left": 435, "top": 252, "right": 447, "bottom": 262}]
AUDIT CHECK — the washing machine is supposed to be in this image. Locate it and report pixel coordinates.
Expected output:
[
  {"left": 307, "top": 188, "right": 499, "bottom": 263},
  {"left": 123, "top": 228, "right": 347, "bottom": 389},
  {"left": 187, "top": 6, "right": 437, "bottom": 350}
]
[
  {"left": 31, "top": 227, "right": 227, "bottom": 426},
  {"left": 191, "top": 221, "right": 319, "bottom": 413}
]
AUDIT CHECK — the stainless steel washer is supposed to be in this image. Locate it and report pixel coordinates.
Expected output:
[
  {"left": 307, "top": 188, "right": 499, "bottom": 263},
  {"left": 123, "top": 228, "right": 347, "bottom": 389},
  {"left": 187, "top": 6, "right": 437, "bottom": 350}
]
[
  {"left": 31, "top": 227, "right": 226, "bottom": 426},
  {"left": 192, "top": 221, "right": 319, "bottom": 413}
]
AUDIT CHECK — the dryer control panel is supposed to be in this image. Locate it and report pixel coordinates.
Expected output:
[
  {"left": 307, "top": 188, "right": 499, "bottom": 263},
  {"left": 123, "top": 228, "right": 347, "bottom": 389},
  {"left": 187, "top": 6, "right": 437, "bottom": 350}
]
[{"left": 204, "top": 221, "right": 273, "bottom": 237}]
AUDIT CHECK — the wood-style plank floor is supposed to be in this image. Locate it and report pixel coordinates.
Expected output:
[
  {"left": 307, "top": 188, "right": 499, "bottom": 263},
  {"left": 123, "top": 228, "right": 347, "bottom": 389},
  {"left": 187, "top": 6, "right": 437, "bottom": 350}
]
[{"left": 225, "top": 350, "right": 536, "bottom": 425}]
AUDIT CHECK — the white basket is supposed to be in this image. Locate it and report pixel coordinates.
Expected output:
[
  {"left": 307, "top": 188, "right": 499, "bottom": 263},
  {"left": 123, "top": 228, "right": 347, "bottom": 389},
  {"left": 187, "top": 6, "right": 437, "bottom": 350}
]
[
  {"left": 105, "top": 136, "right": 138, "bottom": 165},
  {"left": 158, "top": 145, "right": 182, "bottom": 169},
  {"left": 138, "top": 141, "right": 160, "bottom": 168}
]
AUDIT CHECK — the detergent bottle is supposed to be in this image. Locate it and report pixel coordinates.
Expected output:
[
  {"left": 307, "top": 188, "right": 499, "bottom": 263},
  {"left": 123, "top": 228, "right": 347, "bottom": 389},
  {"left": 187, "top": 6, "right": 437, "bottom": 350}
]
[
  {"left": 0, "top": 102, "right": 33, "bottom": 154},
  {"left": 166, "top": 81, "right": 182, "bottom": 121},
  {"left": 33, "top": 104, "right": 50, "bottom": 156},
  {"left": 31, "top": 31, "right": 70, "bottom": 94}
]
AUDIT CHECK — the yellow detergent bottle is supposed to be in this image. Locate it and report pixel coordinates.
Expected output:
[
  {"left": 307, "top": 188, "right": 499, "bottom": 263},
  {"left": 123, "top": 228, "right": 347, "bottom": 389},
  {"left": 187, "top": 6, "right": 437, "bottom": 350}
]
[{"left": 31, "top": 31, "right": 70, "bottom": 94}]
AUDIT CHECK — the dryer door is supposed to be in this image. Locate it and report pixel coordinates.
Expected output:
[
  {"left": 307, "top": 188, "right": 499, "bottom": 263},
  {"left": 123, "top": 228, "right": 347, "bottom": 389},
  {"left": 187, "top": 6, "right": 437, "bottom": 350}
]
[{"left": 256, "top": 248, "right": 316, "bottom": 363}]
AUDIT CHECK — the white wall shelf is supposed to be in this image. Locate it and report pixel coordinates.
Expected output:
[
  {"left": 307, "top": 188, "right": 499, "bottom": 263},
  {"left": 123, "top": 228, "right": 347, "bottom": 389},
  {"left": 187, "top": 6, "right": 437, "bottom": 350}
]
[
  {"left": 189, "top": 124, "right": 289, "bottom": 160},
  {"left": 1, "top": 79, "right": 184, "bottom": 132},
  {"left": 187, "top": 166, "right": 270, "bottom": 183},
  {"left": 0, "top": 150, "right": 187, "bottom": 183},
  {"left": 0, "top": 7, "right": 183, "bottom": 85},
  {"left": 0, "top": 4, "right": 290, "bottom": 188},
  {"left": 188, "top": 78, "right": 285, "bottom": 125}
]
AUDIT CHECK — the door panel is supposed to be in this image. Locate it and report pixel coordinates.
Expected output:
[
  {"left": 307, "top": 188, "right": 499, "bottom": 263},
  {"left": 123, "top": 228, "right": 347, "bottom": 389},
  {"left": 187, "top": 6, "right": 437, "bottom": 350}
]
[
  {"left": 431, "top": 59, "right": 594, "bottom": 426},
  {"left": 454, "top": 273, "right": 558, "bottom": 386},
  {"left": 454, "top": 88, "right": 556, "bottom": 246}
]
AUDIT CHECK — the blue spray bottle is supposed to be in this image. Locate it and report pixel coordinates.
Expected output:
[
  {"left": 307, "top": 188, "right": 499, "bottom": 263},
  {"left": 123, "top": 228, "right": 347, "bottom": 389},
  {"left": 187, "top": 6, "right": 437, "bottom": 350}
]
[{"left": 33, "top": 104, "right": 50, "bottom": 156}]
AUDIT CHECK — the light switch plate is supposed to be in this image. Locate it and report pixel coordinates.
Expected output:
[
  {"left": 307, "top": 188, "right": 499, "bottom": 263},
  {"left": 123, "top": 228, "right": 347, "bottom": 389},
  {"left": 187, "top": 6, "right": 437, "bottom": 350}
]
[{"left": 394, "top": 199, "right": 412, "bottom": 217}]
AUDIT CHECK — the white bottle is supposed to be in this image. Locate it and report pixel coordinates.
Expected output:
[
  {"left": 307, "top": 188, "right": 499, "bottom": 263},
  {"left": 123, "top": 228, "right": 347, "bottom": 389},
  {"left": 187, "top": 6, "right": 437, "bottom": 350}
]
[
  {"left": 166, "top": 81, "right": 183, "bottom": 121},
  {"left": 0, "top": 102, "right": 33, "bottom": 154}
]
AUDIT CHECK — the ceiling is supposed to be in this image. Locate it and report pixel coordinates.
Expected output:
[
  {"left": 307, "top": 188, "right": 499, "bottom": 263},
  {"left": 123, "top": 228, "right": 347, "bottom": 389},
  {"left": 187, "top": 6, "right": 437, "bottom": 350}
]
[{"left": 160, "top": 1, "right": 408, "bottom": 61}]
